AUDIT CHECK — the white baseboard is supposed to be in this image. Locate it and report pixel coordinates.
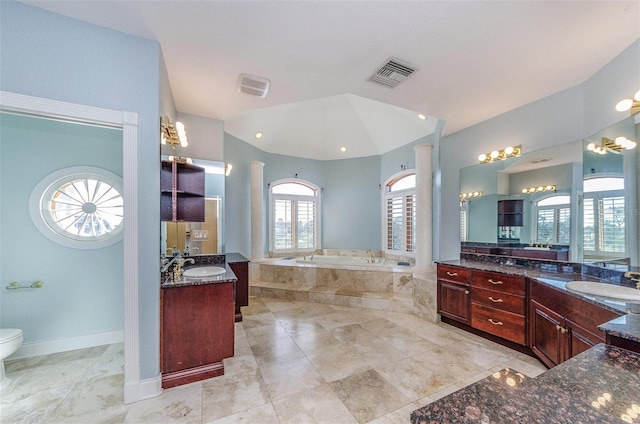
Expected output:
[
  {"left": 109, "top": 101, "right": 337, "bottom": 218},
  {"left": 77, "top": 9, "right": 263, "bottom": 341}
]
[
  {"left": 9, "top": 330, "right": 124, "bottom": 360},
  {"left": 139, "top": 375, "right": 163, "bottom": 400}
]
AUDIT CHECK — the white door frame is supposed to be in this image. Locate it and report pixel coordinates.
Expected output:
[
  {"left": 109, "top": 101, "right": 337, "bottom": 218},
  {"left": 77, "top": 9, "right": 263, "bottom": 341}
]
[{"left": 0, "top": 91, "right": 142, "bottom": 403}]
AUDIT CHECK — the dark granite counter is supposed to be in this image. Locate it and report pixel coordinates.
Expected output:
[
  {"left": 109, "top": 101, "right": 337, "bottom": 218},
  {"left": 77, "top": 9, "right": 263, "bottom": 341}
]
[
  {"left": 161, "top": 254, "right": 237, "bottom": 288},
  {"left": 438, "top": 259, "right": 640, "bottom": 343},
  {"left": 225, "top": 252, "right": 250, "bottom": 263},
  {"left": 411, "top": 344, "right": 640, "bottom": 424},
  {"left": 599, "top": 314, "right": 640, "bottom": 344}
]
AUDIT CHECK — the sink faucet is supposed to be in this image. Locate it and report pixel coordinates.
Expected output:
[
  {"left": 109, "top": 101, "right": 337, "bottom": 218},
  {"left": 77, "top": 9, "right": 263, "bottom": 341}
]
[
  {"left": 172, "top": 257, "right": 195, "bottom": 282},
  {"left": 367, "top": 249, "right": 376, "bottom": 263},
  {"left": 625, "top": 271, "right": 640, "bottom": 289},
  {"left": 161, "top": 252, "right": 182, "bottom": 273}
]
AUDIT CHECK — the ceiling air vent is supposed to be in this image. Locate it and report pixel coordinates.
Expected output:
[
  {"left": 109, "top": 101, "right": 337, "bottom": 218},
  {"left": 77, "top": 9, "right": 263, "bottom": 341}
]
[
  {"left": 237, "top": 73, "right": 271, "bottom": 98},
  {"left": 368, "top": 58, "right": 417, "bottom": 88}
]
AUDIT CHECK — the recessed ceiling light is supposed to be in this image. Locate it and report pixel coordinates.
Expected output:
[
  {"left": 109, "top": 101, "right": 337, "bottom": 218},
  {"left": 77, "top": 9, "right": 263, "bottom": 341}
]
[
  {"left": 417, "top": 113, "right": 426, "bottom": 120},
  {"left": 255, "top": 132, "right": 263, "bottom": 139},
  {"left": 340, "top": 146, "right": 347, "bottom": 152}
]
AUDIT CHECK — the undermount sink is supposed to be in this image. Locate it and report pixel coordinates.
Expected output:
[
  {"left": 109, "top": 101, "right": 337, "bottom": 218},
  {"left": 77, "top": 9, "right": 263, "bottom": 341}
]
[
  {"left": 565, "top": 281, "right": 640, "bottom": 301},
  {"left": 183, "top": 266, "right": 227, "bottom": 279}
]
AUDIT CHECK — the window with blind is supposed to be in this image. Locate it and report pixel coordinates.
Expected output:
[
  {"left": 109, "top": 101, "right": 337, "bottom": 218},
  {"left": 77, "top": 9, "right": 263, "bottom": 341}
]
[
  {"left": 270, "top": 179, "right": 320, "bottom": 253},
  {"left": 583, "top": 177, "right": 625, "bottom": 259},
  {"left": 384, "top": 172, "right": 416, "bottom": 254},
  {"left": 535, "top": 195, "right": 570, "bottom": 244}
]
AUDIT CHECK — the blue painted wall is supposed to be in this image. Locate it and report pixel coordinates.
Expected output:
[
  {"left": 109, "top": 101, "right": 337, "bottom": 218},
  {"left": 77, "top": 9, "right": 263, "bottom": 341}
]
[
  {"left": 0, "top": 113, "right": 124, "bottom": 342},
  {"left": 1, "top": 1, "right": 162, "bottom": 380}
]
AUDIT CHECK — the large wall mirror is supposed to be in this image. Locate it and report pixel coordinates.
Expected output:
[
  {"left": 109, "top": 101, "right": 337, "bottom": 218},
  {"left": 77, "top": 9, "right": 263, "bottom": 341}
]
[
  {"left": 460, "top": 115, "right": 639, "bottom": 268},
  {"left": 161, "top": 157, "right": 225, "bottom": 255}
]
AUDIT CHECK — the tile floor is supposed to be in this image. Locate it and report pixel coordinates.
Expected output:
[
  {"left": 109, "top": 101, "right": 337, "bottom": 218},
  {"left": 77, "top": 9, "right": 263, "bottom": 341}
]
[{"left": 1, "top": 296, "right": 547, "bottom": 423}]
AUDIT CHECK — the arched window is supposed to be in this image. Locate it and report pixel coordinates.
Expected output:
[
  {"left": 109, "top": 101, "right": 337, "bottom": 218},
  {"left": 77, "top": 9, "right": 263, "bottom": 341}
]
[
  {"left": 269, "top": 179, "right": 320, "bottom": 254},
  {"left": 583, "top": 176, "right": 625, "bottom": 259},
  {"left": 534, "top": 195, "right": 570, "bottom": 244},
  {"left": 383, "top": 171, "right": 416, "bottom": 255}
]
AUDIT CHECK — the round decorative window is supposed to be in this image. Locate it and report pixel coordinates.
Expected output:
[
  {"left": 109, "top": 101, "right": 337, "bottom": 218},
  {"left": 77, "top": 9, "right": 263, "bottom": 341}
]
[{"left": 30, "top": 167, "right": 124, "bottom": 249}]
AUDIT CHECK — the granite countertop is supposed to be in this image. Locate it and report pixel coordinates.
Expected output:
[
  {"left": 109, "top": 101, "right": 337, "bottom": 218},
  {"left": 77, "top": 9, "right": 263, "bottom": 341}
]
[
  {"left": 161, "top": 254, "right": 238, "bottom": 288},
  {"left": 225, "top": 252, "right": 250, "bottom": 263},
  {"left": 411, "top": 344, "right": 640, "bottom": 424},
  {"left": 438, "top": 259, "right": 640, "bottom": 342}
]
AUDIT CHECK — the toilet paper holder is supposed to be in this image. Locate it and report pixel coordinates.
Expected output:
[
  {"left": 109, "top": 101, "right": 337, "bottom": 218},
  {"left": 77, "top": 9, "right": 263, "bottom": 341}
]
[{"left": 5, "top": 281, "right": 44, "bottom": 289}]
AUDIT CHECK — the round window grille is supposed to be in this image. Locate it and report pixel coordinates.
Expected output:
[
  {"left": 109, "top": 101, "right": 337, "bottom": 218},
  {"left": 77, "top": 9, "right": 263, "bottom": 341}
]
[{"left": 30, "top": 167, "right": 124, "bottom": 249}]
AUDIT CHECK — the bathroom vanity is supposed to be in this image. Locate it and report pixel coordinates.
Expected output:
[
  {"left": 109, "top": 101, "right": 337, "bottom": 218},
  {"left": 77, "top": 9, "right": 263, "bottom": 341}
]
[
  {"left": 436, "top": 260, "right": 638, "bottom": 367},
  {"left": 160, "top": 256, "right": 237, "bottom": 389}
]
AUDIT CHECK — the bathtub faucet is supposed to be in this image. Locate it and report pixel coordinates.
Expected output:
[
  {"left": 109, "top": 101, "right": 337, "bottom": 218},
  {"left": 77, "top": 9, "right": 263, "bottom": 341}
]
[{"left": 367, "top": 249, "right": 376, "bottom": 263}]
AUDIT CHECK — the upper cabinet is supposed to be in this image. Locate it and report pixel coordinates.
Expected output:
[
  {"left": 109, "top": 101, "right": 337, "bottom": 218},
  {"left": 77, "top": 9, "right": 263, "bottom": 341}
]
[{"left": 161, "top": 160, "right": 205, "bottom": 222}]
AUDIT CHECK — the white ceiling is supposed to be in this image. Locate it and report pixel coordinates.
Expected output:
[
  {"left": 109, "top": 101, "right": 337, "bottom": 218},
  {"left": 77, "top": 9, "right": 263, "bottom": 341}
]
[{"left": 22, "top": 1, "right": 640, "bottom": 160}]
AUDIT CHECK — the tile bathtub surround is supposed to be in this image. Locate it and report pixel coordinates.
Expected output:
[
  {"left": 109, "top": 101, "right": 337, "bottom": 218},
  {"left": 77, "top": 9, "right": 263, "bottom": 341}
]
[{"left": 1, "top": 296, "right": 546, "bottom": 424}]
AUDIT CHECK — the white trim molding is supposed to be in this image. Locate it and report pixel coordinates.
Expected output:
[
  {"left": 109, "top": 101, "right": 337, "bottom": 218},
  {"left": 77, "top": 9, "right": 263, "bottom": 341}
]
[
  {"left": 10, "top": 330, "right": 124, "bottom": 360},
  {"left": 0, "top": 91, "right": 144, "bottom": 403}
]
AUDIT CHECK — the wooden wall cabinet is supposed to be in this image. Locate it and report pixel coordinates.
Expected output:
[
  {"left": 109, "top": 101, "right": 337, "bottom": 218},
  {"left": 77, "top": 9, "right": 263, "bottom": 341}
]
[
  {"left": 497, "top": 199, "right": 524, "bottom": 227},
  {"left": 161, "top": 282, "right": 235, "bottom": 388},
  {"left": 528, "top": 279, "right": 621, "bottom": 368},
  {"left": 437, "top": 265, "right": 471, "bottom": 324},
  {"left": 161, "top": 160, "right": 205, "bottom": 222}
]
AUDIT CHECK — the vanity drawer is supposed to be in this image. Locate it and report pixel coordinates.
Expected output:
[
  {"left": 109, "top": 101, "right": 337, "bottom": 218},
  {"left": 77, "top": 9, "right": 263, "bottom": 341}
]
[
  {"left": 471, "top": 286, "right": 525, "bottom": 315},
  {"left": 472, "top": 270, "right": 525, "bottom": 296},
  {"left": 437, "top": 265, "right": 471, "bottom": 284},
  {"left": 471, "top": 303, "right": 526, "bottom": 345}
]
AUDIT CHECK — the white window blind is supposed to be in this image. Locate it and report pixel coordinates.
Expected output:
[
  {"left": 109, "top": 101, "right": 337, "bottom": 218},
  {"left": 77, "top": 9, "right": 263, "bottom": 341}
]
[
  {"left": 270, "top": 179, "right": 320, "bottom": 253},
  {"left": 386, "top": 194, "right": 415, "bottom": 252},
  {"left": 274, "top": 199, "right": 293, "bottom": 250},
  {"left": 599, "top": 196, "right": 625, "bottom": 253}
]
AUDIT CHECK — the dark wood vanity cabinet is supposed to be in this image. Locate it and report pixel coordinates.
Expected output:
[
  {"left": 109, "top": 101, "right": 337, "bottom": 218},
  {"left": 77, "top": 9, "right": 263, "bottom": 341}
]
[
  {"left": 437, "top": 265, "right": 471, "bottom": 324},
  {"left": 228, "top": 260, "right": 249, "bottom": 322},
  {"left": 161, "top": 282, "right": 235, "bottom": 388},
  {"left": 161, "top": 160, "right": 205, "bottom": 222},
  {"left": 528, "top": 279, "right": 621, "bottom": 368},
  {"left": 470, "top": 270, "right": 526, "bottom": 345}
]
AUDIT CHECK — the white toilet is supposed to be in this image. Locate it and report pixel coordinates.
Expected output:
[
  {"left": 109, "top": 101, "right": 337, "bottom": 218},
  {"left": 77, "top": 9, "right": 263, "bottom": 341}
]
[{"left": 0, "top": 328, "right": 23, "bottom": 390}]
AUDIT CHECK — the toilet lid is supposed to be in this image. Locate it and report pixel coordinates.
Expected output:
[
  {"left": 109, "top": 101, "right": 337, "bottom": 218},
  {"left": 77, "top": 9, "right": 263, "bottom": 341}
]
[{"left": 0, "top": 328, "right": 23, "bottom": 342}]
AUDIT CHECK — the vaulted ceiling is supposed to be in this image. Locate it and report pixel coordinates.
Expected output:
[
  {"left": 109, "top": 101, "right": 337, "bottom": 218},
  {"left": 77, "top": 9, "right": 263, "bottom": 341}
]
[{"left": 23, "top": 1, "right": 640, "bottom": 159}]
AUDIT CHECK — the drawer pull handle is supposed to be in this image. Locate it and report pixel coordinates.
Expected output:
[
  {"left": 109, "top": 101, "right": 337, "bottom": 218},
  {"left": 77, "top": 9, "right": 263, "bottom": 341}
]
[
  {"left": 555, "top": 324, "right": 567, "bottom": 333},
  {"left": 447, "top": 272, "right": 458, "bottom": 277},
  {"left": 488, "top": 319, "right": 504, "bottom": 326},
  {"left": 488, "top": 297, "right": 503, "bottom": 303},
  {"left": 464, "top": 290, "right": 470, "bottom": 295},
  {"left": 488, "top": 279, "right": 503, "bottom": 285},
  {"left": 556, "top": 324, "right": 561, "bottom": 331}
]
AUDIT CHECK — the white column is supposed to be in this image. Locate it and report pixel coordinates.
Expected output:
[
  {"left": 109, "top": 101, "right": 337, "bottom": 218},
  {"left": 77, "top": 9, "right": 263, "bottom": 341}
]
[
  {"left": 414, "top": 144, "right": 434, "bottom": 273},
  {"left": 251, "top": 161, "right": 265, "bottom": 261}
]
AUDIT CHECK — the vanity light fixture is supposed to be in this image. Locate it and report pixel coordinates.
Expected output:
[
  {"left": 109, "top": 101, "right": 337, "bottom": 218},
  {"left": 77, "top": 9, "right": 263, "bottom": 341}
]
[
  {"left": 160, "top": 116, "right": 188, "bottom": 149},
  {"left": 224, "top": 163, "right": 233, "bottom": 176},
  {"left": 478, "top": 145, "right": 521, "bottom": 164},
  {"left": 615, "top": 89, "right": 640, "bottom": 116},
  {"left": 460, "top": 191, "right": 482, "bottom": 199},
  {"left": 522, "top": 185, "right": 555, "bottom": 194},
  {"left": 587, "top": 137, "right": 637, "bottom": 155}
]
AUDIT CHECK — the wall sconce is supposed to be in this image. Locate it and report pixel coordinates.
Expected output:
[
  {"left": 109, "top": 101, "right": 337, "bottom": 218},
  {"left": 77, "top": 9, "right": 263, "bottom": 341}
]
[
  {"left": 587, "top": 137, "right": 637, "bottom": 155},
  {"left": 615, "top": 89, "right": 640, "bottom": 116},
  {"left": 224, "top": 163, "right": 233, "bottom": 176},
  {"left": 521, "top": 185, "right": 555, "bottom": 194},
  {"left": 478, "top": 145, "right": 521, "bottom": 164},
  {"left": 161, "top": 116, "right": 188, "bottom": 149},
  {"left": 460, "top": 191, "right": 482, "bottom": 199}
]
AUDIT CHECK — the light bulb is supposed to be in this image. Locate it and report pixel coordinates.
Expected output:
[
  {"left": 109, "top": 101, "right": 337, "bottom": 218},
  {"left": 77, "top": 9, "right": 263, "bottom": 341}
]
[
  {"left": 626, "top": 141, "right": 637, "bottom": 149},
  {"left": 473, "top": 192, "right": 479, "bottom": 197},
  {"left": 546, "top": 185, "right": 553, "bottom": 191},
  {"left": 490, "top": 150, "right": 499, "bottom": 159},
  {"left": 461, "top": 193, "right": 468, "bottom": 198},
  {"left": 615, "top": 137, "right": 625, "bottom": 146},
  {"left": 176, "top": 122, "right": 185, "bottom": 133},
  {"left": 504, "top": 146, "right": 514, "bottom": 155},
  {"left": 522, "top": 188, "right": 528, "bottom": 194},
  {"left": 478, "top": 153, "right": 487, "bottom": 162},
  {"left": 634, "top": 90, "right": 640, "bottom": 101},
  {"left": 599, "top": 149, "right": 607, "bottom": 155},
  {"left": 616, "top": 98, "right": 633, "bottom": 112},
  {"left": 537, "top": 186, "right": 544, "bottom": 192},
  {"left": 587, "top": 142, "right": 595, "bottom": 151}
]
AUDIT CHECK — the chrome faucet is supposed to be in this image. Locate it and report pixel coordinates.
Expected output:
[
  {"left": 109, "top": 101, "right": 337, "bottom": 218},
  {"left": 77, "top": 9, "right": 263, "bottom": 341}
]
[
  {"left": 367, "top": 249, "right": 376, "bottom": 263},
  {"left": 624, "top": 271, "right": 640, "bottom": 290}
]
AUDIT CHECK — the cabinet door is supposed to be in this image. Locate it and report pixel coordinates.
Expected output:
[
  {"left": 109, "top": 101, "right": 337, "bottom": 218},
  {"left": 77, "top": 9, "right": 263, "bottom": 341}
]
[
  {"left": 437, "top": 280, "right": 470, "bottom": 324},
  {"left": 529, "top": 300, "right": 564, "bottom": 368},
  {"left": 566, "top": 318, "right": 602, "bottom": 360}
]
